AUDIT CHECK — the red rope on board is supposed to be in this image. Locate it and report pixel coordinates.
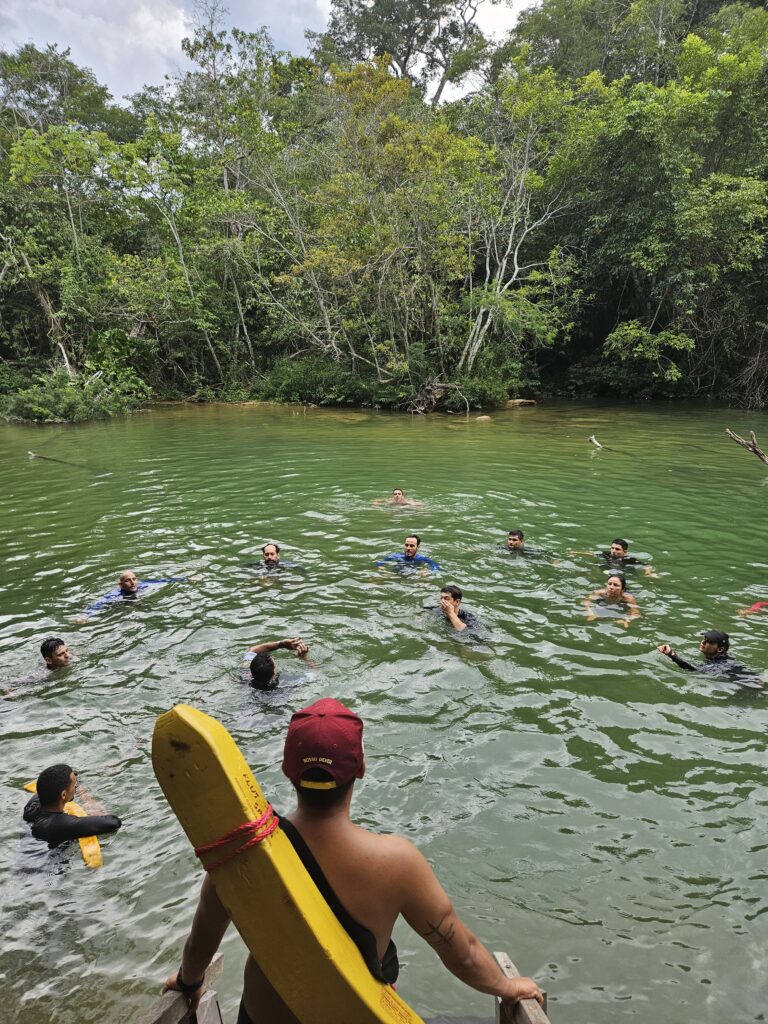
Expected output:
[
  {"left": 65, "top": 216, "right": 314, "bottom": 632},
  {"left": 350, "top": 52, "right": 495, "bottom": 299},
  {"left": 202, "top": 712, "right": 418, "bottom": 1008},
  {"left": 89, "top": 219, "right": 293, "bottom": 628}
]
[{"left": 194, "top": 805, "right": 278, "bottom": 871}]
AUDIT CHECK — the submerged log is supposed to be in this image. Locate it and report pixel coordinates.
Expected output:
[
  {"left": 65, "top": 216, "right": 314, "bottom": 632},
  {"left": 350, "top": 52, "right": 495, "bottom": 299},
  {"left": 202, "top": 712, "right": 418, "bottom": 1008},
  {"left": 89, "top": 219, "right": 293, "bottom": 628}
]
[{"left": 725, "top": 428, "right": 768, "bottom": 465}]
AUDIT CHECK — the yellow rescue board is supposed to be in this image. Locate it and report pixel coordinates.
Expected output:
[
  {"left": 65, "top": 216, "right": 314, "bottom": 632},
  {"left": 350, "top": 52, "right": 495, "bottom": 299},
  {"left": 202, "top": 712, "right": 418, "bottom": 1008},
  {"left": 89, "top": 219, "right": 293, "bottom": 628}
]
[
  {"left": 152, "top": 704, "right": 425, "bottom": 1024},
  {"left": 23, "top": 781, "right": 102, "bottom": 868}
]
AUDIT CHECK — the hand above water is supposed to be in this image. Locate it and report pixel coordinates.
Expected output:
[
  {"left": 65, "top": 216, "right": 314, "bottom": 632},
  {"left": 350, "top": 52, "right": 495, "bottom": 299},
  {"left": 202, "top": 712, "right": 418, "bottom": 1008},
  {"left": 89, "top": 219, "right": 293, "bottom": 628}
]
[
  {"left": 500, "top": 975, "right": 544, "bottom": 1009},
  {"left": 162, "top": 971, "right": 205, "bottom": 1014}
]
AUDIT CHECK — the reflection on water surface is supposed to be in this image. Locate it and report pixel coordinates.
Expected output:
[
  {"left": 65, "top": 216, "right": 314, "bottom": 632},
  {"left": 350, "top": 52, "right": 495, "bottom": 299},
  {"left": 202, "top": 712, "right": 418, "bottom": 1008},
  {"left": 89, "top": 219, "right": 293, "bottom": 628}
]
[{"left": 1, "top": 401, "right": 766, "bottom": 1023}]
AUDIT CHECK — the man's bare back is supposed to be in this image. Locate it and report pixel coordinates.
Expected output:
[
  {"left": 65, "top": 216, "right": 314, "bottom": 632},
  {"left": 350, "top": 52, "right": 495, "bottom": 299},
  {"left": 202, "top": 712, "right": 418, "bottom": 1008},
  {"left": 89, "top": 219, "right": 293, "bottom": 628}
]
[{"left": 165, "top": 700, "right": 542, "bottom": 1021}]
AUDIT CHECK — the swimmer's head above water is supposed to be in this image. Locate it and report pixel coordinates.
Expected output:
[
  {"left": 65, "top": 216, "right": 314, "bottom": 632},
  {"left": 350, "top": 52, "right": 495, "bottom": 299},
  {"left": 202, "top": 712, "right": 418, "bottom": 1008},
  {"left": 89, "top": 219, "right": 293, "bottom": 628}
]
[
  {"left": 261, "top": 543, "right": 280, "bottom": 566},
  {"left": 605, "top": 573, "right": 627, "bottom": 598},
  {"left": 119, "top": 570, "right": 139, "bottom": 594},
  {"left": 250, "top": 652, "right": 278, "bottom": 689},
  {"left": 700, "top": 629, "right": 729, "bottom": 656},
  {"left": 440, "top": 584, "right": 463, "bottom": 609},
  {"left": 40, "top": 637, "right": 70, "bottom": 669},
  {"left": 507, "top": 530, "right": 525, "bottom": 550},
  {"left": 609, "top": 539, "right": 630, "bottom": 558},
  {"left": 36, "top": 763, "right": 76, "bottom": 809},
  {"left": 403, "top": 535, "right": 421, "bottom": 558}
]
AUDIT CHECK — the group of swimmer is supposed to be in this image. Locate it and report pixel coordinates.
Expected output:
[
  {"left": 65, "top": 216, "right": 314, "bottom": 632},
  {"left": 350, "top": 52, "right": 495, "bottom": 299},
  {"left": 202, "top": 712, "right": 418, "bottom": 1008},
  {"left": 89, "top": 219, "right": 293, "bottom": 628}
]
[{"left": 12, "top": 483, "right": 766, "bottom": 1021}]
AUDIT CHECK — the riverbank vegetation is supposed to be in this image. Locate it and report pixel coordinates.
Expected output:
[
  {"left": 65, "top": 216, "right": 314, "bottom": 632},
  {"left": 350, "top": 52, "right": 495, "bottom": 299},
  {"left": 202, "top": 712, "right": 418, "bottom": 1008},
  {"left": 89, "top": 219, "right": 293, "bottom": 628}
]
[{"left": 1, "top": 0, "right": 767, "bottom": 420}]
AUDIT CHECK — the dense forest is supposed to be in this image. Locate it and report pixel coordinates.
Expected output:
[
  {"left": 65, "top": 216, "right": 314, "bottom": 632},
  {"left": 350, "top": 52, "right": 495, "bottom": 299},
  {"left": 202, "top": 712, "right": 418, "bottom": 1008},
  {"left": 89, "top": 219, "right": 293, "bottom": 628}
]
[{"left": 1, "top": 0, "right": 767, "bottom": 419}]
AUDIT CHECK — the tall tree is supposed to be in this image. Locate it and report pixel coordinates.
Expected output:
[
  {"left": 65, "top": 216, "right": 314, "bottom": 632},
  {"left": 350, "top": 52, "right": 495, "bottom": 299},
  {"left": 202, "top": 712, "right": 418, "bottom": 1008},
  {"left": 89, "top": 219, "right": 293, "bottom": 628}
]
[{"left": 314, "top": 0, "right": 497, "bottom": 104}]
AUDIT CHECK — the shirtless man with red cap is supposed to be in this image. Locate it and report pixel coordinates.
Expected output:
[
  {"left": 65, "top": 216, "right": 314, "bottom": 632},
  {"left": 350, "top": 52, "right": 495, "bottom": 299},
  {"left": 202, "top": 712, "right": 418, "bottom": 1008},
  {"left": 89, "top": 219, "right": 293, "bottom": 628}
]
[{"left": 164, "top": 698, "right": 543, "bottom": 1021}]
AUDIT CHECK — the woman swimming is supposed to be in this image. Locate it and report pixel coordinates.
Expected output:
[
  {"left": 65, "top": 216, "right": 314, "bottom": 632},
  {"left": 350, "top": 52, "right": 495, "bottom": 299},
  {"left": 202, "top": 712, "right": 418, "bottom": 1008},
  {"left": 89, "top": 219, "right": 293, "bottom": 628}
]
[{"left": 584, "top": 572, "right": 641, "bottom": 628}]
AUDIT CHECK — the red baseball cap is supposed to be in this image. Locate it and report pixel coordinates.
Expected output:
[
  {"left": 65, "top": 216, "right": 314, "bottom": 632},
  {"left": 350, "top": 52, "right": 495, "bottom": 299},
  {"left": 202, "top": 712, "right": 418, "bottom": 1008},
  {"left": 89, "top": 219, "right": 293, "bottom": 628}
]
[{"left": 282, "top": 698, "right": 364, "bottom": 789}]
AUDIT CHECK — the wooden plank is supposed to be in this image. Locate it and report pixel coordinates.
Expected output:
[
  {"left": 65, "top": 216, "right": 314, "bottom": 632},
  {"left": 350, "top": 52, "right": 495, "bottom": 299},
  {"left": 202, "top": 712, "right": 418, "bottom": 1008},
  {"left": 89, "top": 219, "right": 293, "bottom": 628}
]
[
  {"left": 134, "top": 953, "right": 224, "bottom": 1024},
  {"left": 493, "top": 952, "right": 550, "bottom": 1024}
]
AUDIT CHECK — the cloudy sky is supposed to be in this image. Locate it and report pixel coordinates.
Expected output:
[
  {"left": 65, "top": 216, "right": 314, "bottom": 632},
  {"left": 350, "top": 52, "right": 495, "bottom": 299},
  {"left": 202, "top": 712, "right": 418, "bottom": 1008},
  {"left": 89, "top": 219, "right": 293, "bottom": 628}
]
[{"left": 0, "top": 0, "right": 524, "bottom": 101}]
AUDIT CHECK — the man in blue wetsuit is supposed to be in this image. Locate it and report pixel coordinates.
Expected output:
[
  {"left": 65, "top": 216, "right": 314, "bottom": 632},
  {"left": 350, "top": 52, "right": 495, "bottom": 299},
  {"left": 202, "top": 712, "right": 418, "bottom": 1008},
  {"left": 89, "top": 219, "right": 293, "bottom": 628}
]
[
  {"left": 83, "top": 569, "right": 192, "bottom": 615},
  {"left": 22, "top": 764, "right": 122, "bottom": 849},
  {"left": 376, "top": 534, "right": 441, "bottom": 573},
  {"left": 164, "top": 699, "right": 542, "bottom": 1021}
]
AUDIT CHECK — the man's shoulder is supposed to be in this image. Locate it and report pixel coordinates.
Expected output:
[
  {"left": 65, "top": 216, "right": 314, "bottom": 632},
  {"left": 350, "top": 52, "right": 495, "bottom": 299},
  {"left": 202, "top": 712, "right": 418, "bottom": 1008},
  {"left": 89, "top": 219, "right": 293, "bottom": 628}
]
[{"left": 351, "top": 824, "right": 419, "bottom": 861}]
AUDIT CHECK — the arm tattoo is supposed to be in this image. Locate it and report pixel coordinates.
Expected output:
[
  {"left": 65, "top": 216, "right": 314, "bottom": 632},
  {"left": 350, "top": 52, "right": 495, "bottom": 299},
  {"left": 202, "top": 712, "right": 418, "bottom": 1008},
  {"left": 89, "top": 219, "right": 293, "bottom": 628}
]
[{"left": 422, "top": 915, "right": 455, "bottom": 948}]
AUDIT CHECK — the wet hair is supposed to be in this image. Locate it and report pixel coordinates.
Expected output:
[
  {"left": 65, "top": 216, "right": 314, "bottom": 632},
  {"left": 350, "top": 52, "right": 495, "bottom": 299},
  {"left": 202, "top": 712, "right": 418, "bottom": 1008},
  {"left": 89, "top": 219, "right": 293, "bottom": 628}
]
[
  {"left": 441, "top": 584, "right": 463, "bottom": 601},
  {"left": 405, "top": 534, "right": 421, "bottom": 546},
  {"left": 37, "top": 763, "right": 74, "bottom": 806},
  {"left": 249, "top": 652, "right": 277, "bottom": 689},
  {"left": 392, "top": 487, "right": 403, "bottom": 494},
  {"left": 611, "top": 538, "right": 629, "bottom": 551},
  {"left": 262, "top": 543, "right": 280, "bottom": 554},
  {"left": 40, "top": 637, "right": 65, "bottom": 660},
  {"left": 294, "top": 767, "right": 355, "bottom": 809},
  {"left": 607, "top": 572, "right": 627, "bottom": 591},
  {"left": 508, "top": 530, "right": 524, "bottom": 540}
]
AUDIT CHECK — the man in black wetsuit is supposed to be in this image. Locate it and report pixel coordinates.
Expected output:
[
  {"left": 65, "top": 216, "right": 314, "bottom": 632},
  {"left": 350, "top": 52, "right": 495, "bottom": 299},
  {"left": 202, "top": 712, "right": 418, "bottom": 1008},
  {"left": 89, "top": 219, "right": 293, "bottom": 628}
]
[
  {"left": 657, "top": 630, "right": 764, "bottom": 689},
  {"left": 600, "top": 539, "right": 656, "bottom": 576},
  {"left": 22, "top": 764, "right": 122, "bottom": 848},
  {"left": 163, "top": 699, "right": 542, "bottom": 1021},
  {"left": 572, "top": 538, "right": 656, "bottom": 577}
]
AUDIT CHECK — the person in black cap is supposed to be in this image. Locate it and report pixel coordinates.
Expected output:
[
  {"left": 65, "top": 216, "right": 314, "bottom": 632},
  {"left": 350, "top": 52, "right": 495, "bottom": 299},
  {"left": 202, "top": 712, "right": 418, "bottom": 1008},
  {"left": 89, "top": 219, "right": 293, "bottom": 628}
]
[{"left": 657, "top": 631, "right": 763, "bottom": 689}]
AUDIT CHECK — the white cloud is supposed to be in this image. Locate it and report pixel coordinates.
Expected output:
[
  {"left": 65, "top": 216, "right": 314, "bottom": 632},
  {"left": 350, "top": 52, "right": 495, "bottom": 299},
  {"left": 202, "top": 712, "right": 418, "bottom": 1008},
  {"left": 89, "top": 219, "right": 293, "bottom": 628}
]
[
  {"left": 1, "top": 0, "right": 194, "bottom": 97},
  {"left": 477, "top": 0, "right": 527, "bottom": 39},
  {"left": 0, "top": 0, "right": 523, "bottom": 101}
]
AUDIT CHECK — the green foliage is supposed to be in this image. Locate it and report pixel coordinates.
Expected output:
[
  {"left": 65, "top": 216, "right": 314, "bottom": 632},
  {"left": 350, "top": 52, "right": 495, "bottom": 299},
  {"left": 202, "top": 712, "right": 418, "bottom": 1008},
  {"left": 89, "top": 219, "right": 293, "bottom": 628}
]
[
  {"left": 559, "top": 353, "right": 685, "bottom": 400},
  {"left": 1, "top": 1, "right": 768, "bottom": 411},
  {"left": 603, "top": 321, "right": 695, "bottom": 382},
  {"left": 0, "top": 365, "right": 151, "bottom": 422},
  {"left": 316, "top": 0, "right": 492, "bottom": 102},
  {"left": 0, "top": 359, "right": 45, "bottom": 395},
  {"left": 261, "top": 357, "right": 379, "bottom": 406}
]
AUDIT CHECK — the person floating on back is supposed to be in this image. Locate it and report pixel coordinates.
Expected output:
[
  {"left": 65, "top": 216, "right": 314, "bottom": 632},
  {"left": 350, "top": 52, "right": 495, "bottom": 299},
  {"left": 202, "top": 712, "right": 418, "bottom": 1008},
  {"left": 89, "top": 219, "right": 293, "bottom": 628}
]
[
  {"left": 82, "top": 569, "right": 193, "bottom": 616},
  {"left": 242, "top": 637, "right": 316, "bottom": 691},
  {"left": 22, "top": 764, "right": 122, "bottom": 849},
  {"left": 657, "top": 630, "right": 764, "bottom": 689},
  {"left": 162, "top": 698, "right": 543, "bottom": 1021},
  {"left": 376, "top": 534, "right": 440, "bottom": 574}
]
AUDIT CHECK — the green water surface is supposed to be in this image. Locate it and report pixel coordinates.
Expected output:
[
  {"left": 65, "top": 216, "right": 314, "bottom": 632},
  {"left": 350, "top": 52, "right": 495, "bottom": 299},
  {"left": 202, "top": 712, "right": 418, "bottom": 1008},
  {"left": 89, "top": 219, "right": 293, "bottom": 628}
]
[{"left": 1, "top": 401, "right": 766, "bottom": 1023}]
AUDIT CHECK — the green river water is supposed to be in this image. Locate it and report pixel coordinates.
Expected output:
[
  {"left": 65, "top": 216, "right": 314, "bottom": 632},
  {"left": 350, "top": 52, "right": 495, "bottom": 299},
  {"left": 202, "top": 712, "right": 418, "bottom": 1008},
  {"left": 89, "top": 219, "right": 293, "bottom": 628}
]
[{"left": 1, "top": 401, "right": 766, "bottom": 1024}]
